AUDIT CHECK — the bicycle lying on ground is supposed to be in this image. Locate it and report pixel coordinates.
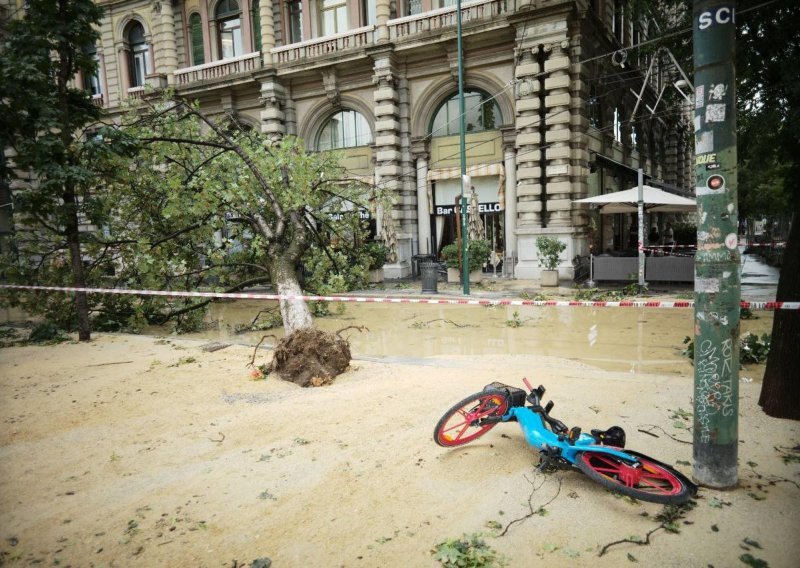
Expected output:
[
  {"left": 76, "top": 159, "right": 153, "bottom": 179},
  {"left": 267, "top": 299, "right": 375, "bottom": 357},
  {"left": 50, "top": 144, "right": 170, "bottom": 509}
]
[{"left": 433, "top": 380, "right": 697, "bottom": 504}]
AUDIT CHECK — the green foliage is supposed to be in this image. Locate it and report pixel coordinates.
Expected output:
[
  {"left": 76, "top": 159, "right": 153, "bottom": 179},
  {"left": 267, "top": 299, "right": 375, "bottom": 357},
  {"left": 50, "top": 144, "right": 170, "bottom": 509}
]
[
  {"left": 681, "top": 333, "right": 770, "bottom": 365},
  {"left": 0, "top": 0, "right": 108, "bottom": 338},
  {"left": 505, "top": 311, "right": 522, "bottom": 328},
  {"left": 468, "top": 239, "right": 492, "bottom": 272},
  {"left": 441, "top": 239, "right": 492, "bottom": 272},
  {"left": 440, "top": 243, "right": 462, "bottom": 269},
  {"left": 740, "top": 332, "right": 771, "bottom": 364},
  {"left": 28, "top": 321, "right": 68, "bottom": 344},
  {"left": 681, "top": 336, "right": 695, "bottom": 361},
  {"left": 90, "top": 96, "right": 383, "bottom": 333},
  {"left": 364, "top": 241, "right": 389, "bottom": 270},
  {"left": 432, "top": 533, "right": 505, "bottom": 568},
  {"left": 535, "top": 237, "right": 566, "bottom": 271}
]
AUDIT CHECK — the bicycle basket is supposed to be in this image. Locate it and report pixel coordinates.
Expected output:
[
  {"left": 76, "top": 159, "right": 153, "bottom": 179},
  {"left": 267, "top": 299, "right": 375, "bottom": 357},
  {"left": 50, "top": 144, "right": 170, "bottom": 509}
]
[{"left": 482, "top": 382, "right": 527, "bottom": 408}]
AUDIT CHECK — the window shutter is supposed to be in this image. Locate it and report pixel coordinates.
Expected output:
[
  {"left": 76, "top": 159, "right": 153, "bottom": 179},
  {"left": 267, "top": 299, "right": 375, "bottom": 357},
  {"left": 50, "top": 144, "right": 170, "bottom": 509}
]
[{"left": 190, "top": 13, "right": 205, "bottom": 65}]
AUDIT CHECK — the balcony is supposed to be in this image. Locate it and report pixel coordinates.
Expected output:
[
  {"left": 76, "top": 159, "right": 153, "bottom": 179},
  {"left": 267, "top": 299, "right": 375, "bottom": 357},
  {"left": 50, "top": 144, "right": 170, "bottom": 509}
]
[
  {"left": 174, "top": 52, "right": 261, "bottom": 87},
  {"left": 272, "top": 26, "right": 375, "bottom": 65},
  {"left": 388, "top": 0, "right": 507, "bottom": 41}
]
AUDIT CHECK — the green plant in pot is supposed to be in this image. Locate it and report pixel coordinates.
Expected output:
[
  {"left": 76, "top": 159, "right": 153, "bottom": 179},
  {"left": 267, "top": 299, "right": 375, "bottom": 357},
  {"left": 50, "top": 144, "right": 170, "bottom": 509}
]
[
  {"left": 535, "top": 236, "right": 566, "bottom": 286},
  {"left": 364, "top": 241, "right": 388, "bottom": 283},
  {"left": 441, "top": 239, "right": 491, "bottom": 282},
  {"left": 364, "top": 241, "right": 389, "bottom": 270}
]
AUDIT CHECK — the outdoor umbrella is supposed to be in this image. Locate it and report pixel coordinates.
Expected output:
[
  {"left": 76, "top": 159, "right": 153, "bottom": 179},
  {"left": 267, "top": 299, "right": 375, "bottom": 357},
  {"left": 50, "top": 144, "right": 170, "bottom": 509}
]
[
  {"left": 573, "top": 181, "right": 697, "bottom": 287},
  {"left": 572, "top": 185, "right": 696, "bottom": 213}
]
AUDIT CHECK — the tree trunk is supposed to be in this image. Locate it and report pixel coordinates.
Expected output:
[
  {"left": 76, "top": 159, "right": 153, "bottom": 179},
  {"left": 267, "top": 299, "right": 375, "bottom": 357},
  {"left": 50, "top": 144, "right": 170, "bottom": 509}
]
[
  {"left": 758, "top": 197, "right": 800, "bottom": 419},
  {"left": 64, "top": 187, "right": 91, "bottom": 341},
  {"left": 268, "top": 253, "right": 313, "bottom": 334}
]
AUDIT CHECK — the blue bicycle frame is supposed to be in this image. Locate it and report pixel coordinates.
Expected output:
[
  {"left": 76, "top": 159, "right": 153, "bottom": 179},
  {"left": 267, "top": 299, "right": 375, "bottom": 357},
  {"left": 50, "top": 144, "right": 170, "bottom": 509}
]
[{"left": 503, "top": 406, "right": 638, "bottom": 465}]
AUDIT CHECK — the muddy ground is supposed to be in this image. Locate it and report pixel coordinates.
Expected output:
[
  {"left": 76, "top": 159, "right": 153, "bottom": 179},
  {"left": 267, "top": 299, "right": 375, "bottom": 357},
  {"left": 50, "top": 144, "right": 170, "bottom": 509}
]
[{"left": 1, "top": 330, "right": 798, "bottom": 567}]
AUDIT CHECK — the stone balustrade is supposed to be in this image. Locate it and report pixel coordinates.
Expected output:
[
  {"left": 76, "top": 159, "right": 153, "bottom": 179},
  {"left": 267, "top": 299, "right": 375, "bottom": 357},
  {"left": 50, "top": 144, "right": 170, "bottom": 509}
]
[
  {"left": 174, "top": 52, "right": 261, "bottom": 86},
  {"left": 388, "top": 0, "right": 506, "bottom": 40},
  {"left": 271, "top": 26, "right": 375, "bottom": 65}
]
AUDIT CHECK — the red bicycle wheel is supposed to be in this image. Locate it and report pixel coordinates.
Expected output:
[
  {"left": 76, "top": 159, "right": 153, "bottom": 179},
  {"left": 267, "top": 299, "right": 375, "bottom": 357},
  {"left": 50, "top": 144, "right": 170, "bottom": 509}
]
[
  {"left": 576, "top": 451, "right": 692, "bottom": 504},
  {"left": 433, "top": 390, "right": 509, "bottom": 447}
]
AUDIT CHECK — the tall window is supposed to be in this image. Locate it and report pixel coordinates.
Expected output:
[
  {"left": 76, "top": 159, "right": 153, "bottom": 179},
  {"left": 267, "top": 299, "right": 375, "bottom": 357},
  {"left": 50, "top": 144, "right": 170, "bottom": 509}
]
[
  {"left": 319, "top": 0, "right": 347, "bottom": 36},
  {"left": 430, "top": 90, "right": 501, "bottom": 136},
  {"left": 252, "top": 0, "right": 262, "bottom": 51},
  {"left": 82, "top": 43, "right": 102, "bottom": 96},
  {"left": 317, "top": 109, "right": 372, "bottom": 150},
  {"left": 216, "top": 0, "right": 243, "bottom": 59},
  {"left": 287, "top": 0, "right": 303, "bottom": 43},
  {"left": 126, "top": 22, "right": 149, "bottom": 88},
  {"left": 189, "top": 13, "right": 205, "bottom": 65},
  {"left": 404, "top": 0, "right": 422, "bottom": 16},
  {"left": 363, "top": 0, "right": 375, "bottom": 26},
  {"left": 439, "top": 0, "right": 457, "bottom": 7}
]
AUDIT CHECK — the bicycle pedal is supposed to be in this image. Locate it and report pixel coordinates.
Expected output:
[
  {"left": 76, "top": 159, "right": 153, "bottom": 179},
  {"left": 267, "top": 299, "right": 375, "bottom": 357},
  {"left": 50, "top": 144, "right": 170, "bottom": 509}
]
[{"left": 568, "top": 426, "right": 582, "bottom": 444}]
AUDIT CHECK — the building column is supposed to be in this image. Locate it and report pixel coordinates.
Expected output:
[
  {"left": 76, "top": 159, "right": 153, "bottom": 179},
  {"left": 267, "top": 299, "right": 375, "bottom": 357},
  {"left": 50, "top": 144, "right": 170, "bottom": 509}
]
[
  {"left": 513, "top": 12, "right": 575, "bottom": 280},
  {"left": 372, "top": 49, "right": 410, "bottom": 277},
  {"left": 543, "top": 40, "right": 572, "bottom": 228},
  {"left": 153, "top": 0, "right": 178, "bottom": 85},
  {"left": 376, "top": 0, "right": 391, "bottom": 42},
  {"left": 260, "top": 72, "right": 286, "bottom": 141},
  {"left": 260, "top": 0, "right": 276, "bottom": 66},
  {"left": 414, "top": 151, "right": 431, "bottom": 255},
  {"left": 503, "top": 141, "right": 517, "bottom": 268}
]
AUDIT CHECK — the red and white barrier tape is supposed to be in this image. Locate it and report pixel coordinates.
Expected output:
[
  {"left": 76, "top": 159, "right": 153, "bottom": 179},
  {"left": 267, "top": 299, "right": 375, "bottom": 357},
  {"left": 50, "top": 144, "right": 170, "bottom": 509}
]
[{"left": 1, "top": 284, "right": 797, "bottom": 310}]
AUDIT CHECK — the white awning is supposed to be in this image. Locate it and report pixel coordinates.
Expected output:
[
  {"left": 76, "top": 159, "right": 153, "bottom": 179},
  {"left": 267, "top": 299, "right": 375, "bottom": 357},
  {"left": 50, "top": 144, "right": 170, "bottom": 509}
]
[{"left": 426, "top": 163, "right": 505, "bottom": 213}]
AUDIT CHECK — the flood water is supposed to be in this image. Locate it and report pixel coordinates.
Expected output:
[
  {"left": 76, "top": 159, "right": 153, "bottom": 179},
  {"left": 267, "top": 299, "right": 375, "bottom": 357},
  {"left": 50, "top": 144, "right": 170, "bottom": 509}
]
[
  {"left": 178, "top": 299, "right": 772, "bottom": 376},
  {"left": 174, "top": 250, "right": 775, "bottom": 374}
]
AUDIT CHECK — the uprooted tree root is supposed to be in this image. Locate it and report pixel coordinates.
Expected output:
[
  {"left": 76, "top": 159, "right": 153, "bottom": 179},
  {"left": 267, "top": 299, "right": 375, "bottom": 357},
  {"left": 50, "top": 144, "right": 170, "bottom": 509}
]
[{"left": 264, "top": 326, "right": 367, "bottom": 387}]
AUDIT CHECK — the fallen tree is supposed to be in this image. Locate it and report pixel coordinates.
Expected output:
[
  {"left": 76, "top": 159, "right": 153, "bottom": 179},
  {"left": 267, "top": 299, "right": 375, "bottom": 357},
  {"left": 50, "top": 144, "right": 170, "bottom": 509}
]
[{"left": 100, "top": 96, "right": 383, "bottom": 384}]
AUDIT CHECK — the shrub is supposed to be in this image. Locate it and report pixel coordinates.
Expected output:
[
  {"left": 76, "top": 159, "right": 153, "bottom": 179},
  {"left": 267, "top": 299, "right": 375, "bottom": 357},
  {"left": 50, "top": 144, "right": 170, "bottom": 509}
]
[
  {"left": 441, "top": 240, "right": 492, "bottom": 272},
  {"left": 364, "top": 241, "right": 389, "bottom": 270},
  {"left": 535, "top": 236, "right": 567, "bottom": 271}
]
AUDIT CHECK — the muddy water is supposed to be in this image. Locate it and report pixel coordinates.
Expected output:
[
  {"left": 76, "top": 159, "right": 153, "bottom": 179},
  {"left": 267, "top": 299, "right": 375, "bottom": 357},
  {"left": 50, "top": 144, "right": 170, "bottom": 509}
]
[{"left": 179, "top": 300, "right": 773, "bottom": 375}]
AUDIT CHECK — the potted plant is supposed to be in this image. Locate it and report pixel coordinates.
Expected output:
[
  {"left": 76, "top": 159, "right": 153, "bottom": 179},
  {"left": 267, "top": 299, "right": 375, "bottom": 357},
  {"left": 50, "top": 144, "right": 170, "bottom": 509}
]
[
  {"left": 535, "top": 236, "right": 566, "bottom": 287},
  {"left": 440, "top": 242, "right": 462, "bottom": 283},
  {"left": 467, "top": 239, "right": 491, "bottom": 283},
  {"left": 364, "top": 241, "right": 389, "bottom": 283},
  {"left": 440, "top": 239, "right": 492, "bottom": 283}
]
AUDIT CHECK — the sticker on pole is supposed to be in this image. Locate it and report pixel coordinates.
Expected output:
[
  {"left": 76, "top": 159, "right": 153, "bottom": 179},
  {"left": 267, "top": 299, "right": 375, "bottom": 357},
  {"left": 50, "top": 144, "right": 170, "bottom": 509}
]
[
  {"left": 725, "top": 233, "right": 738, "bottom": 250},
  {"left": 706, "top": 174, "right": 725, "bottom": 191}
]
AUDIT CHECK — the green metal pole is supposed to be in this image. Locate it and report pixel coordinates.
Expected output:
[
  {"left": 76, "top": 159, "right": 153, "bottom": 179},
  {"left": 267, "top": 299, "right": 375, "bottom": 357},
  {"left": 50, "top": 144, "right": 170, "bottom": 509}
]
[
  {"left": 692, "top": 0, "right": 739, "bottom": 488},
  {"left": 457, "top": 0, "right": 470, "bottom": 295}
]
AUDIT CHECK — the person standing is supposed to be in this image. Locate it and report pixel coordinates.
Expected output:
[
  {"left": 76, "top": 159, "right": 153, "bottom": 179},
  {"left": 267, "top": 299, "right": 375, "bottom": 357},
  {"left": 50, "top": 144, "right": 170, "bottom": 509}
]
[{"left": 663, "top": 222, "right": 675, "bottom": 252}]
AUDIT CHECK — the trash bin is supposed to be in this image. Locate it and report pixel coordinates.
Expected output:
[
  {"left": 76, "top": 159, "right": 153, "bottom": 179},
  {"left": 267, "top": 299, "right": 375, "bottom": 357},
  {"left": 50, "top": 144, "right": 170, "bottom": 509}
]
[
  {"left": 420, "top": 261, "right": 438, "bottom": 294},
  {"left": 412, "top": 254, "right": 435, "bottom": 277}
]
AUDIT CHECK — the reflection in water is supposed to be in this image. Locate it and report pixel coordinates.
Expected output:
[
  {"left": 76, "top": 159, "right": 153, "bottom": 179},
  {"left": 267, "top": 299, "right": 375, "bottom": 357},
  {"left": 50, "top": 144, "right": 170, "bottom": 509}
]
[{"left": 176, "top": 300, "right": 773, "bottom": 375}]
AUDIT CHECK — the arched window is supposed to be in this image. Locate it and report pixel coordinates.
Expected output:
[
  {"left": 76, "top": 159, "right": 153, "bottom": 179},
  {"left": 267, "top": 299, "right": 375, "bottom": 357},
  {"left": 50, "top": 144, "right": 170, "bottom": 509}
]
[
  {"left": 126, "top": 22, "right": 149, "bottom": 88},
  {"left": 430, "top": 90, "right": 501, "bottom": 136},
  {"left": 317, "top": 109, "right": 372, "bottom": 150},
  {"left": 189, "top": 13, "right": 205, "bottom": 65},
  {"left": 216, "top": 0, "right": 243, "bottom": 59}
]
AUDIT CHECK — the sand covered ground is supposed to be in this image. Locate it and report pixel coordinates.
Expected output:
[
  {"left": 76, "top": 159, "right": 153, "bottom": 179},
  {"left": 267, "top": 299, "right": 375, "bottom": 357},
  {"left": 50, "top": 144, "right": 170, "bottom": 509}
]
[{"left": 1, "top": 333, "right": 798, "bottom": 567}]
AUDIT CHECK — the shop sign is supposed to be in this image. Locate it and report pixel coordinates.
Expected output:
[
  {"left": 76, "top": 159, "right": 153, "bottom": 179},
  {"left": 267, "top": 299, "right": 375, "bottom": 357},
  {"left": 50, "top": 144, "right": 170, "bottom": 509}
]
[{"left": 434, "top": 202, "right": 501, "bottom": 216}]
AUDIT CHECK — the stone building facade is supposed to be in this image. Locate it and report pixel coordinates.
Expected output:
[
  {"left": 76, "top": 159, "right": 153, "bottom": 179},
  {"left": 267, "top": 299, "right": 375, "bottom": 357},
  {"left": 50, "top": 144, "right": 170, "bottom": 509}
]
[{"left": 24, "top": 0, "right": 694, "bottom": 279}]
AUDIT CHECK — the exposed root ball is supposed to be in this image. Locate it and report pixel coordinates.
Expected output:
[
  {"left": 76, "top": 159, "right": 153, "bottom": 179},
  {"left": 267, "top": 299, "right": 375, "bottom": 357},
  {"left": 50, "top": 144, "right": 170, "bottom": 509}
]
[{"left": 268, "top": 328, "right": 351, "bottom": 387}]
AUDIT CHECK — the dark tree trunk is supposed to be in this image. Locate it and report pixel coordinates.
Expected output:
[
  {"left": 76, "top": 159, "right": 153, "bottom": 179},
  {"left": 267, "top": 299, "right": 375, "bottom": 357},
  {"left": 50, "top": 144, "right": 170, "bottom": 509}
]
[
  {"left": 64, "top": 186, "right": 91, "bottom": 341},
  {"left": 758, "top": 195, "right": 800, "bottom": 419}
]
